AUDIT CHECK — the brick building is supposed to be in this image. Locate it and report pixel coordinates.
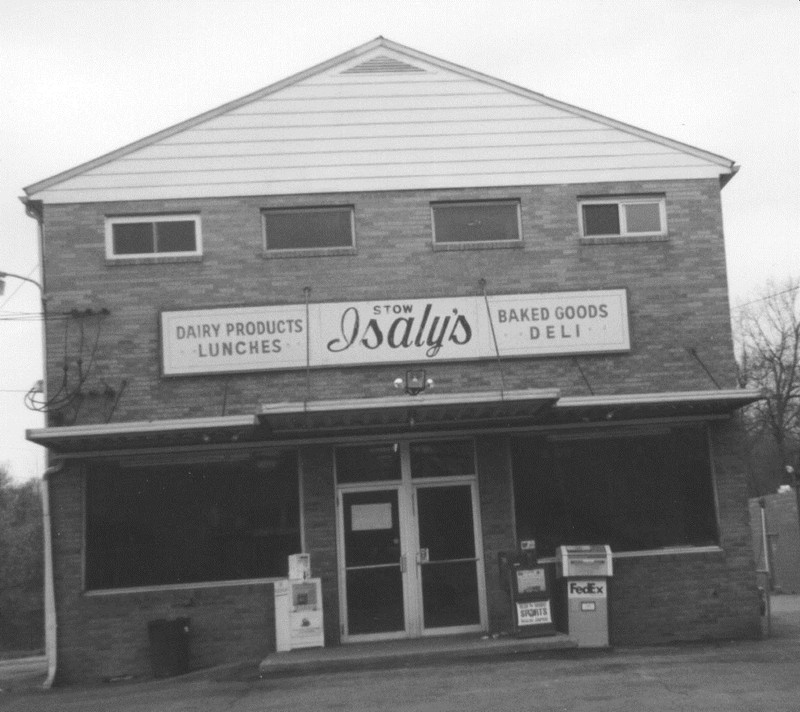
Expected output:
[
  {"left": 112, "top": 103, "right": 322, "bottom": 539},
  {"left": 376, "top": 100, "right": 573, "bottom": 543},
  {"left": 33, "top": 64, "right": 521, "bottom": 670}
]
[{"left": 22, "top": 38, "right": 762, "bottom": 684}]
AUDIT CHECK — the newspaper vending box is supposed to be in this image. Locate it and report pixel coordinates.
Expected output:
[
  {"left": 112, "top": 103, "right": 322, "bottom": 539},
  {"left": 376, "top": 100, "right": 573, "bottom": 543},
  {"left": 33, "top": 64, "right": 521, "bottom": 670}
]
[
  {"left": 500, "top": 541, "right": 556, "bottom": 637},
  {"left": 274, "top": 554, "right": 325, "bottom": 651}
]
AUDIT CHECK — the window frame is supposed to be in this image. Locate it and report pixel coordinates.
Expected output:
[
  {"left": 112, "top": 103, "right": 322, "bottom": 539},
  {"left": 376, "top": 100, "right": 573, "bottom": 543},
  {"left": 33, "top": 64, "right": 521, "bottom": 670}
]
[
  {"left": 105, "top": 214, "right": 202, "bottom": 260},
  {"left": 431, "top": 199, "right": 522, "bottom": 248},
  {"left": 261, "top": 205, "right": 356, "bottom": 255},
  {"left": 578, "top": 196, "right": 667, "bottom": 239}
]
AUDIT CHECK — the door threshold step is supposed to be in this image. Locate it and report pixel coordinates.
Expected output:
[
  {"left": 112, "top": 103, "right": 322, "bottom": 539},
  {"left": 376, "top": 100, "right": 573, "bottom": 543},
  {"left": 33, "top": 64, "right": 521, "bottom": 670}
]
[{"left": 259, "top": 632, "right": 577, "bottom": 676}]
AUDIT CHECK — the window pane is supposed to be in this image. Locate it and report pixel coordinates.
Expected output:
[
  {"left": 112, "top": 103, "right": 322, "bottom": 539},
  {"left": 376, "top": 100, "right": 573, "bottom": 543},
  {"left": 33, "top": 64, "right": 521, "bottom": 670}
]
[
  {"left": 113, "top": 222, "right": 154, "bottom": 254},
  {"left": 346, "top": 568, "right": 405, "bottom": 635},
  {"left": 582, "top": 204, "right": 620, "bottom": 236},
  {"left": 156, "top": 220, "right": 197, "bottom": 252},
  {"left": 624, "top": 202, "right": 662, "bottom": 233},
  {"left": 512, "top": 428, "right": 717, "bottom": 557},
  {"left": 264, "top": 208, "right": 353, "bottom": 250},
  {"left": 410, "top": 440, "right": 475, "bottom": 478},
  {"left": 85, "top": 451, "right": 300, "bottom": 589},
  {"left": 422, "top": 562, "right": 480, "bottom": 628},
  {"left": 433, "top": 203, "right": 519, "bottom": 243},
  {"left": 336, "top": 444, "right": 401, "bottom": 483}
]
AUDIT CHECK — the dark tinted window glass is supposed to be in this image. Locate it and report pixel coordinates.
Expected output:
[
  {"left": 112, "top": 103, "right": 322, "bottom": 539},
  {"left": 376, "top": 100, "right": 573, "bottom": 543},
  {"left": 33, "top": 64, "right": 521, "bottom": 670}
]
[
  {"left": 85, "top": 451, "right": 300, "bottom": 589},
  {"left": 410, "top": 440, "right": 475, "bottom": 478},
  {"left": 336, "top": 444, "right": 401, "bottom": 483},
  {"left": 582, "top": 204, "right": 620, "bottom": 236},
  {"left": 156, "top": 220, "right": 197, "bottom": 252},
  {"left": 264, "top": 208, "right": 353, "bottom": 250},
  {"left": 433, "top": 202, "right": 519, "bottom": 243},
  {"left": 512, "top": 428, "right": 718, "bottom": 557},
  {"left": 113, "top": 222, "right": 154, "bottom": 254}
]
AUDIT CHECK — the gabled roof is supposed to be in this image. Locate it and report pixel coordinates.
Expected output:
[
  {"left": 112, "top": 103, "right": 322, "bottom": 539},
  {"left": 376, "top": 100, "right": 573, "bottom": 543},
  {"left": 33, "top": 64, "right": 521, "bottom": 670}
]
[{"left": 25, "top": 37, "right": 737, "bottom": 204}]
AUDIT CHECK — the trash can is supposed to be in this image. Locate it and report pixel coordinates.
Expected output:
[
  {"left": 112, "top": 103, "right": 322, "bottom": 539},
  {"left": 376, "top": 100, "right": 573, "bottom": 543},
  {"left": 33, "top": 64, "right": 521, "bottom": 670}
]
[{"left": 147, "top": 618, "right": 190, "bottom": 677}]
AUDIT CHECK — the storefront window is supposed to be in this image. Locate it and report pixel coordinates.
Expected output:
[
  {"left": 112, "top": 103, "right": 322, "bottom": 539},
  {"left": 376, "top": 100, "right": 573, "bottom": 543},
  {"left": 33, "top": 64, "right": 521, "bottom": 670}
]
[
  {"left": 85, "top": 450, "right": 300, "bottom": 590},
  {"left": 512, "top": 427, "right": 718, "bottom": 557}
]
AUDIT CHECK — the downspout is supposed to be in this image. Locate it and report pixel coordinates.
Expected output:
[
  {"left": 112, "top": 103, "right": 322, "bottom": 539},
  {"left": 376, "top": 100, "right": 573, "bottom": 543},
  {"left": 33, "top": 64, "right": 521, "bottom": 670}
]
[
  {"left": 41, "top": 460, "right": 64, "bottom": 688},
  {"left": 21, "top": 197, "right": 58, "bottom": 687}
]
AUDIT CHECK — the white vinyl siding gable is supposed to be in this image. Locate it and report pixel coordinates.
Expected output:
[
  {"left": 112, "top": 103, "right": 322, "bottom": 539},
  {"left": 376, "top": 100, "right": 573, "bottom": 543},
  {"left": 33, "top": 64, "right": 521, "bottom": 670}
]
[{"left": 26, "top": 41, "right": 736, "bottom": 204}]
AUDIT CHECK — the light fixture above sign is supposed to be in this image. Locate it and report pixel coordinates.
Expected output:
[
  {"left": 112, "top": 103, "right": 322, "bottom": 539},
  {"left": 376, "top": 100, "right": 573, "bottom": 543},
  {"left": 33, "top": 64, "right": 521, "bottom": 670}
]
[{"left": 393, "top": 370, "right": 434, "bottom": 396}]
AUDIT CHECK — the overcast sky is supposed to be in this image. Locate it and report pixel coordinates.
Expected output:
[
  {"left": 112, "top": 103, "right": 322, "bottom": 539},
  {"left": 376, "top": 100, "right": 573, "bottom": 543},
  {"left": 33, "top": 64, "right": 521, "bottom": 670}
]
[{"left": 1, "top": 0, "right": 798, "bottom": 481}]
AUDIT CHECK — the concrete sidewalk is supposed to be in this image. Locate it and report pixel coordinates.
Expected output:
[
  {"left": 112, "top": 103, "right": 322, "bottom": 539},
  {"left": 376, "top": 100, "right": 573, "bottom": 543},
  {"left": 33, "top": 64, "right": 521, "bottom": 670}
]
[
  {"left": 2, "top": 595, "right": 800, "bottom": 711},
  {"left": 0, "top": 657, "right": 47, "bottom": 692}
]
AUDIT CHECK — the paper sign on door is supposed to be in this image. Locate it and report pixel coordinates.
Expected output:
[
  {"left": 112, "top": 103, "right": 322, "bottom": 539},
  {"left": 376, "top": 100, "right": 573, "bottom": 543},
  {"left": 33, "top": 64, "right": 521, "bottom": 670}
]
[{"left": 351, "top": 503, "right": 393, "bottom": 531}]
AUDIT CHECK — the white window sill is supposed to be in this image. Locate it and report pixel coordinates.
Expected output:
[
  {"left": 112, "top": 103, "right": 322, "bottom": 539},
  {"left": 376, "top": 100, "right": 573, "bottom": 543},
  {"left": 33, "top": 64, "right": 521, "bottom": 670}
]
[
  {"left": 262, "top": 247, "right": 356, "bottom": 259},
  {"left": 107, "top": 254, "right": 203, "bottom": 266},
  {"left": 579, "top": 234, "right": 669, "bottom": 245},
  {"left": 83, "top": 577, "right": 280, "bottom": 597},
  {"left": 432, "top": 240, "right": 523, "bottom": 252},
  {"left": 536, "top": 545, "right": 722, "bottom": 564}
]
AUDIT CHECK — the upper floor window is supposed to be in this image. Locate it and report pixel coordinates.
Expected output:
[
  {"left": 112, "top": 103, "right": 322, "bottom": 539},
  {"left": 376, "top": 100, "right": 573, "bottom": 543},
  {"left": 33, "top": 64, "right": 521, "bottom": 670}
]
[
  {"left": 106, "top": 215, "right": 201, "bottom": 259},
  {"left": 262, "top": 206, "right": 355, "bottom": 252},
  {"left": 579, "top": 197, "right": 666, "bottom": 238},
  {"left": 432, "top": 201, "right": 521, "bottom": 245}
]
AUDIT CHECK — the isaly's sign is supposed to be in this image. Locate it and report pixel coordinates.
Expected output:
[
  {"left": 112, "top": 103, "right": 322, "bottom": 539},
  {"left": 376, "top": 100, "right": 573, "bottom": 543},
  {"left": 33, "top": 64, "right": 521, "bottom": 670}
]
[{"left": 160, "top": 289, "right": 629, "bottom": 376}]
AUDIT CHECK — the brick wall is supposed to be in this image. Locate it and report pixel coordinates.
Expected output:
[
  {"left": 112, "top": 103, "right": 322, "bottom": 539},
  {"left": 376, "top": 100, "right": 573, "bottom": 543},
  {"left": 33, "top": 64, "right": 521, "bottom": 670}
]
[
  {"left": 48, "top": 467, "right": 275, "bottom": 684},
  {"left": 300, "top": 446, "right": 340, "bottom": 643},
  {"left": 39, "top": 178, "right": 758, "bottom": 682},
  {"left": 476, "top": 436, "right": 517, "bottom": 633},
  {"left": 40, "top": 178, "right": 736, "bottom": 427},
  {"left": 608, "top": 420, "right": 761, "bottom": 644}
]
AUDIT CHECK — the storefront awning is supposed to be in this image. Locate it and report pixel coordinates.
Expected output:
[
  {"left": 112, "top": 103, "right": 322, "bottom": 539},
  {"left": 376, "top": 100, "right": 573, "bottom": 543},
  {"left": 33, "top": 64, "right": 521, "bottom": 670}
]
[
  {"left": 26, "top": 388, "right": 761, "bottom": 456},
  {"left": 26, "top": 415, "right": 261, "bottom": 454},
  {"left": 550, "top": 389, "right": 762, "bottom": 424},
  {"left": 258, "top": 388, "right": 561, "bottom": 437}
]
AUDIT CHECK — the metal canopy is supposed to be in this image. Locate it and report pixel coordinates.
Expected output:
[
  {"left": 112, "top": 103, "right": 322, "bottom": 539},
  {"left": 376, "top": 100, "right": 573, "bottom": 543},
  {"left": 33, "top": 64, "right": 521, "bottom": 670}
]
[
  {"left": 25, "top": 388, "right": 761, "bottom": 455},
  {"left": 258, "top": 389, "right": 562, "bottom": 437},
  {"left": 26, "top": 415, "right": 261, "bottom": 454},
  {"left": 551, "top": 389, "right": 762, "bottom": 424}
]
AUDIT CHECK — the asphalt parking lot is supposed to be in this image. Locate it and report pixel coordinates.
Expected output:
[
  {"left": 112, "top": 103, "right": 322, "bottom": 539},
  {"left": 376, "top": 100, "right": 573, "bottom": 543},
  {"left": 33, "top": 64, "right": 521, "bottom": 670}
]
[{"left": 2, "top": 595, "right": 799, "bottom": 712}]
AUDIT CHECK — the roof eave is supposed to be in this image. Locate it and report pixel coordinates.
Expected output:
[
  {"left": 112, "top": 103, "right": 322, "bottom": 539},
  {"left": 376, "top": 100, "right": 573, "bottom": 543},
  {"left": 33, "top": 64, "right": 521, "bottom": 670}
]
[{"left": 720, "top": 164, "right": 740, "bottom": 188}]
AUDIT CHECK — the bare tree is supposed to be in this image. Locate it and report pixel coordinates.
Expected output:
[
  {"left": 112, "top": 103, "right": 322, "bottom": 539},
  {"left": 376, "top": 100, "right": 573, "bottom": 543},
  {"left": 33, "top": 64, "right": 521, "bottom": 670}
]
[
  {"left": 0, "top": 468, "right": 44, "bottom": 652},
  {"left": 735, "top": 278, "right": 800, "bottom": 493}
]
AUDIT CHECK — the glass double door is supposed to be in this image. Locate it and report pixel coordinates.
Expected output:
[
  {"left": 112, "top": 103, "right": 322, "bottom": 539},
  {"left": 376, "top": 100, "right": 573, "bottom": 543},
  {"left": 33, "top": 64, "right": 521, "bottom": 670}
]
[{"left": 336, "top": 441, "right": 486, "bottom": 641}]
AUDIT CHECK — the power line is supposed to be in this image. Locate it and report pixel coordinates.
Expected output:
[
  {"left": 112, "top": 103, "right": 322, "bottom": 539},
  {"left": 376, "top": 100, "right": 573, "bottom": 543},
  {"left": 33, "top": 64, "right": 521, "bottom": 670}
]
[{"left": 732, "top": 286, "right": 800, "bottom": 311}]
